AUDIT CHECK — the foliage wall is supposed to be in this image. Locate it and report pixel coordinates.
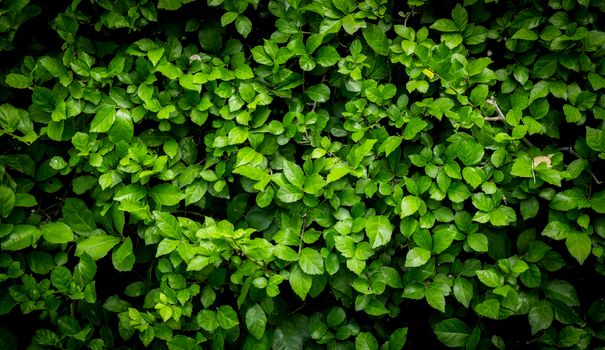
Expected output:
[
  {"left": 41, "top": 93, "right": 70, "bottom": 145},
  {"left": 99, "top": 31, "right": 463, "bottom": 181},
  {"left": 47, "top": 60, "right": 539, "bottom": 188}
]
[{"left": 1, "top": 0, "right": 605, "bottom": 349}]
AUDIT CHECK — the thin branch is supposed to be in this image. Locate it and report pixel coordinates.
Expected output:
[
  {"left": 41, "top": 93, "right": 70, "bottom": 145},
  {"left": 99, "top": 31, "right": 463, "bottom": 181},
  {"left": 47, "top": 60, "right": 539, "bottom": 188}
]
[{"left": 485, "top": 97, "right": 535, "bottom": 148}]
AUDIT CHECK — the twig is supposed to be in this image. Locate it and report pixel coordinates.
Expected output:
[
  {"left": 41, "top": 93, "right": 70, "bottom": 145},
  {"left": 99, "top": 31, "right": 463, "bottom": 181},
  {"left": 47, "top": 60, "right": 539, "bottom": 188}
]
[
  {"left": 485, "top": 97, "right": 535, "bottom": 148},
  {"left": 298, "top": 213, "right": 307, "bottom": 254}
]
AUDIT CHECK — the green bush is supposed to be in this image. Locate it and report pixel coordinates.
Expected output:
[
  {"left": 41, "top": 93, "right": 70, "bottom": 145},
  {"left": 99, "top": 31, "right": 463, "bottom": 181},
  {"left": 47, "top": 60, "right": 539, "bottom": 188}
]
[{"left": 1, "top": 0, "right": 605, "bottom": 348}]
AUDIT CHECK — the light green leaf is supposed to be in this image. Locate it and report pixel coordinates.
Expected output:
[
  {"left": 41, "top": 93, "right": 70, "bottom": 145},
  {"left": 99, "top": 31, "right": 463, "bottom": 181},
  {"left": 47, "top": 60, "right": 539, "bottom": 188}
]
[
  {"left": 365, "top": 215, "right": 394, "bottom": 248},
  {"left": 149, "top": 184, "right": 185, "bottom": 206},
  {"left": 299, "top": 248, "right": 324, "bottom": 275},
  {"left": 305, "top": 84, "right": 331, "bottom": 103},
  {"left": 405, "top": 247, "right": 431, "bottom": 267},
  {"left": 112, "top": 237, "right": 135, "bottom": 271},
  {"left": 565, "top": 232, "right": 591, "bottom": 264},
  {"left": 276, "top": 184, "right": 303, "bottom": 203},
  {"left": 289, "top": 265, "right": 312, "bottom": 300},
  {"left": 245, "top": 304, "right": 267, "bottom": 340},
  {"left": 90, "top": 106, "right": 116, "bottom": 133},
  {"left": 75, "top": 235, "right": 121, "bottom": 260},
  {"left": 41, "top": 222, "right": 74, "bottom": 244},
  {"left": 400, "top": 196, "right": 420, "bottom": 217}
]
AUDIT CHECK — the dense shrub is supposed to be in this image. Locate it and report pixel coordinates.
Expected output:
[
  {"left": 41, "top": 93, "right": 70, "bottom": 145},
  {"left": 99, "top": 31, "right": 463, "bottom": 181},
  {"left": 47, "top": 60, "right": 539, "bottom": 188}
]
[{"left": 1, "top": 0, "right": 605, "bottom": 348}]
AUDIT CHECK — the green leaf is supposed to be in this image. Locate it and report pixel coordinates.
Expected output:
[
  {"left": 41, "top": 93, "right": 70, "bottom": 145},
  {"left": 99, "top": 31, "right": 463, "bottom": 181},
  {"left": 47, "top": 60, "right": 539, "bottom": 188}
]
[
  {"left": 434, "top": 319, "right": 471, "bottom": 348},
  {"left": 432, "top": 227, "right": 456, "bottom": 254},
  {"left": 489, "top": 206, "right": 516, "bottom": 227},
  {"left": 532, "top": 54, "right": 558, "bottom": 79},
  {"left": 430, "top": 19, "right": 458, "bottom": 32},
  {"left": 245, "top": 304, "right": 267, "bottom": 340},
  {"left": 0, "top": 186, "right": 15, "bottom": 218},
  {"left": 112, "top": 237, "right": 135, "bottom": 271},
  {"left": 316, "top": 46, "right": 340, "bottom": 67},
  {"left": 276, "top": 184, "right": 303, "bottom": 203},
  {"left": 5, "top": 73, "right": 31, "bottom": 89},
  {"left": 75, "top": 235, "right": 121, "bottom": 260},
  {"left": 467, "top": 233, "right": 488, "bottom": 252},
  {"left": 565, "top": 232, "right": 591, "bottom": 265},
  {"left": 298, "top": 248, "right": 324, "bottom": 275},
  {"left": 476, "top": 269, "right": 504, "bottom": 288},
  {"left": 41, "top": 222, "right": 74, "bottom": 244},
  {"left": 529, "top": 301, "right": 553, "bottom": 335},
  {"left": 217, "top": 305, "right": 239, "bottom": 329},
  {"left": 283, "top": 160, "right": 305, "bottom": 188},
  {"left": 90, "top": 106, "right": 116, "bottom": 133},
  {"left": 591, "top": 190, "right": 605, "bottom": 213},
  {"left": 543, "top": 280, "right": 580, "bottom": 306},
  {"left": 355, "top": 332, "right": 378, "bottom": 350},
  {"left": 289, "top": 265, "right": 312, "bottom": 300},
  {"left": 403, "top": 117, "right": 428, "bottom": 140},
  {"left": 512, "top": 28, "right": 538, "bottom": 40},
  {"left": 405, "top": 247, "right": 431, "bottom": 267},
  {"left": 149, "top": 184, "right": 185, "bottom": 206},
  {"left": 457, "top": 141, "right": 484, "bottom": 166},
  {"left": 362, "top": 24, "right": 389, "bottom": 55},
  {"left": 400, "top": 196, "right": 420, "bottom": 218},
  {"left": 365, "top": 215, "right": 394, "bottom": 248},
  {"left": 1, "top": 225, "right": 36, "bottom": 251},
  {"left": 305, "top": 84, "right": 331, "bottom": 103},
  {"left": 388, "top": 328, "right": 408, "bottom": 350},
  {"left": 453, "top": 277, "right": 473, "bottom": 308},
  {"left": 62, "top": 198, "right": 96, "bottom": 234}
]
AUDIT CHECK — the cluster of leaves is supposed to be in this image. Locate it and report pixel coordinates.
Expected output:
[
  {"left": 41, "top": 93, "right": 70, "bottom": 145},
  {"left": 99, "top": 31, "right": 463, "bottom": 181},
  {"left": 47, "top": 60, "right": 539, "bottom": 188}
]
[{"left": 1, "top": 0, "right": 605, "bottom": 349}]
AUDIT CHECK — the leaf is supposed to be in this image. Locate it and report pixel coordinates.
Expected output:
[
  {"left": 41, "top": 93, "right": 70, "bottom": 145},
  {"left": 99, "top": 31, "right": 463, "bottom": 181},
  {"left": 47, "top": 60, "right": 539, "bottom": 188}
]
[
  {"left": 476, "top": 269, "right": 504, "bottom": 288},
  {"left": 434, "top": 318, "right": 471, "bottom": 348},
  {"left": 149, "top": 184, "right": 185, "bottom": 206},
  {"left": 245, "top": 304, "right": 267, "bottom": 340},
  {"left": 316, "top": 46, "right": 340, "bottom": 67},
  {"left": 403, "top": 117, "right": 428, "bottom": 140},
  {"left": 591, "top": 190, "right": 605, "bottom": 213},
  {"left": 532, "top": 54, "right": 558, "bottom": 79},
  {"left": 305, "top": 84, "right": 331, "bottom": 103},
  {"left": 512, "top": 28, "right": 538, "bottom": 40},
  {"left": 276, "top": 184, "right": 303, "bottom": 203},
  {"left": 75, "top": 235, "right": 121, "bottom": 260},
  {"left": 430, "top": 19, "right": 458, "bottom": 32},
  {"left": 529, "top": 301, "right": 553, "bottom": 335},
  {"left": 400, "top": 196, "right": 420, "bottom": 217},
  {"left": 0, "top": 186, "right": 15, "bottom": 218},
  {"left": 388, "top": 328, "right": 408, "bottom": 350},
  {"left": 298, "top": 248, "right": 324, "bottom": 275},
  {"left": 457, "top": 141, "right": 484, "bottom": 166},
  {"left": 41, "top": 222, "right": 74, "bottom": 244},
  {"left": 453, "top": 277, "right": 473, "bottom": 308},
  {"left": 362, "top": 24, "right": 389, "bottom": 55},
  {"left": 365, "top": 215, "right": 394, "bottom": 248},
  {"left": 1, "top": 225, "right": 36, "bottom": 251},
  {"left": 405, "top": 247, "right": 431, "bottom": 267},
  {"left": 467, "top": 233, "right": 488, "bottom": 252},
  {"left": 62, "top": 198, "right": 96, "bottom": 234},
  {"left": 289, "top": 265, "right": 312, "bottom": 300},
  {"left": 112, "top": 237, "right": 135, "bottom": 271},
  {"left": 90, "top": 106, "right": 116, "bottom": 133},
  {"left": 217, "top": 305, "right": 239, "bottom": 329},
  {"left": 543, "top": 280, "right": 580, "bottom": 306},
  {"left": 355, "top": 332, "right": 378, "bottom": 350},
  {"left": 158, "top": 0, "right": 185, "bottom": 10},
  {"left": 5, "top": 73, "right": 31, "bottom": 89},
  {"left": 565, "top": 232, "right": 591, "bottom": 264},
  {"left": 283, "top": 160, "right": 305, "bottom": 188}
]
